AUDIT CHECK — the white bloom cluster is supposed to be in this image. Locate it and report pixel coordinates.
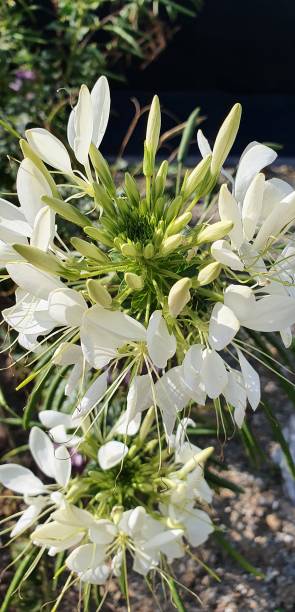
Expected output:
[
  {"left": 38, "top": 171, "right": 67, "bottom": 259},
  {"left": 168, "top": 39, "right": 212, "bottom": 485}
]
[{"left": 1, "top": 74, "right": 295, "bottom": 602}]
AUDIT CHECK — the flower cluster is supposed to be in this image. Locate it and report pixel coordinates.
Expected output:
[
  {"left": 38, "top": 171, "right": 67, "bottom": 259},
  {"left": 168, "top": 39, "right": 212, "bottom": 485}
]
[{"left": 1, "top": 75, "right": 295, "bottom": 605}]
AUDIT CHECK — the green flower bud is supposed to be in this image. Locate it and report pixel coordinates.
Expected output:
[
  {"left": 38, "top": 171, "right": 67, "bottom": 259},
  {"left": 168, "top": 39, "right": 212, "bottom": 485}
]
[
  {"left": 84, "top": 226, "right": 114, "bottom": 247},
  {"left": 197, "top": 261, "right": 222, "bottom": 286},
  {"left": 71, "top": 237, "right": 109, "bottom": 263},
  {"left": 154, "top": 159, "right": 168, "bottom": 199},
  {"left": 121, "top": 242, "right": 138, "bottom": 257},
  {"left": 13, "top": 244, "right": 65, "bottom": 277},
  {"left": 42, "top": 195, "right": 90, "bottom": 229},
  {"left": 89, "top": 144, "right": 115, "bottom": 194},
  {"left": 166, "top": 211, "right": 192, "bottom": 237},
  {"left": 160, "top": 234, "right": 183, "bottom": 256},
  {"left": 86, "top": 279, "right": 112, "bottom": 307},
  {"left": 125, "top": 172, "right": 140, "bottom": 207},
  {"left": 181, "top": 154, "right": 211, "bottom": 199},
  {"left": 143, "top": 243, "right": 155, "bottom": 259},
  {"left": 211, "top": 103, "right": 242, "bottom": 175},
  {"left": 146, "top": 95, "right": 161, "bottom": 159},
  {"left": 196, "top": 220, "right": 233, "bottom": 245},
  {"left": 168, "top": 277, "right": 192, "bottom": 317},
  {"left": 165, "top": 195, "right": 183, "bottom": 224},
  {"left": 124, "top": 272, "right": 144, "bottom": 290},
  {"left": 93, "top": 182, "right": 115, "bottom": 216}
]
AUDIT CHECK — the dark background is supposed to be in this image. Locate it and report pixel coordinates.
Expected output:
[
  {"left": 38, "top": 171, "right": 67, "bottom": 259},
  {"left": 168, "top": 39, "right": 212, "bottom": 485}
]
[{"left": 105, "top": 0, "right": 295, "bottom": 159}]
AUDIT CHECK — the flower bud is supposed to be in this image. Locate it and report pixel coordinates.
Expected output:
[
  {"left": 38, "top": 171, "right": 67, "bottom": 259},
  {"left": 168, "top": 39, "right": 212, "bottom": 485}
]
[
  {"left": 87, "top": 279, "right": 112, "bottom": 307},
  {"left": 146, "top": 95, "right": 161, "bottom": 160},
  {"left": 84, "top": 226, "right": 114, "bottom": 247},
  {"left": 71, "top": 237, "right": 109, "bottom": 262},
  {"left": 196, "top": 220, "right": 233, "bottom": 245},
  {"left": 211, "top": 103, "right": 242, "bottom": 175},
  {"left": 165, "top": 195, "right": 183, "bottom": 224},
  {"left": 197, "top": 261, "right": 222, "bottom": 286},
  {"left": 12, "top": 244, "right": 64, "bottom": 276},
  {"left": 143, "top": 243, "right": 155, "bottom": 259},
  {"left": 168, "top": 277, "right": 192, "bottom": 317},
  {"left": 125, "top": 172, "right": 140, "bottom": 207},
  {"left": 160, "top": 234, "right": 183, "bottom": 256},
  {"left": 43, "top": 195, "right": 90, "bottom": 229},
  {"left": 176, "top": 446, "right": 214, "bottom": 478},
  {"left": 181, "top": 154, "right": 211, "bottom": 199},
  {"left": 124, "top": 272, "right": 144, "bottom": 290},
  {"left": 89, "top": 144, "right": 115, "bottom": 194},
  {"left": 154, "top": 159, "right": 168, "bottom": 199},
  {"left": 121, "top": 242, "right": 138, "bottom": 257},
  {"left": 166, "top": 211, "right": 192, "bottom": 237}
]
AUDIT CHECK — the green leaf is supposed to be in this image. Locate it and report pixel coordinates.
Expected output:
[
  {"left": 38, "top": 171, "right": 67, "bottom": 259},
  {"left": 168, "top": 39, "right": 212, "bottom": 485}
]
[
  {"left": 177, "top": 107, "right": 201, "bottom": 164},
  {"left": 167, "top": 577, "right": 187, "bottom": 611},
  {"left": 0, "top": 548, "right": 36, "bottom": 612},
  {"left": 214, "top": 532, "right": 264, "bottom": 578}
]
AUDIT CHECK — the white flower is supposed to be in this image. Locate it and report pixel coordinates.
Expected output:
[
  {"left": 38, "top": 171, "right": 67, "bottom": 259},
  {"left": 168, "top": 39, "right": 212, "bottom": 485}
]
[
  {"left": 0, "top": 427, "right": 71, "bottom": 538},
  {"left": 209, "top": 284, "right": 295, "bottom": 351},
  {"left": 26, "top": 76, "right": 110, "bottom": 172}
]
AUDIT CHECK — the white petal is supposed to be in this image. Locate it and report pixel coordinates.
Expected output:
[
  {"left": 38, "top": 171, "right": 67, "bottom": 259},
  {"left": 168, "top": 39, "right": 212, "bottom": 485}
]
[
  {"left": 211, "top": 239, "right": 244, "bottom": 271},
  {"left": 39, "top": 410, "right": 74, "bottom": 430},
  {"left": 74, "top": 371, "right": 108, "bottom": 418},
  {"left": 74, "top": 85, "right": 93, "bottom": 165},
  {"left": 91, "top": 75, "right": 110, "bottom": 148},
  {"left": 17, "top": 158, "right": 52, "bottom": 227},
  {"left": 0, "top": 197, "right": 32, "bottom": 240},
  {"left": 126, "top": 374, "right": 152, "bottom": 420},
  {"left": 218, "top": 184, "right": 243, "bottom": 249},
  {"left": 209, "top": 302, "right": 240, "bottom": 350},
  {"left": 237, "top": 349, "right": 261, "bottom": 410},
  {"left": 11, "top": 502, "right": 44, "bottom": 537},
  {"left": 253, "top": 190, "right": 295, "bottom": 251},
  {"left": 66, "top": 543, "right": 108, "bottom": 573},
  {"left": 242, "top": 294, "right": 295, "bottom": 332},
  {"left": 242, "top": 173, "right": 265, "bottom": 240},
  {"left": 97, "top": 441, "right": 128, "bottom": 470},
  {"left": 113, "top": 411, "right": 141, "bottom": 436},
  {"left": 52, "top": 342, "right": 82, "bottom": 366},
  {"left": 89, "top": 519, "right": 117, "bottom": 545},
  {"left": 52, "top": 503, "right": 94, "bottom": 528},
  {"left": 54, "top": 445, "right": 71, "bottom": 487},
  {"left": 184, "top": 508, "right": 214, "bottom": 546},
  {"left": 0, "top": 464, "right": 44, "bottom": 495},
  {"left": 260, "top": 178, "right": 293, "bottom": 221},
  {"left": 48, "top": 288, "right": 87, "bottom": 327},
  {"left": 182, "top": 344, "right": 205, "bottom": 401},
  {"left": 26, "top": 128, "right": 72, "bottom": 173},
  {"left": 29, "top": 427, "right": 56, "bottom": 478},
  {"left": 31, "top": 206, "right": 55, "bottom": 251},
  {"left": 155, "top": 366, "right": 191, "bottom": 437},
  {"left": 235, "top": 143, "right": 277, "bottom": 203},
  {"left": 2, "top": 292, "right": 54, "bottom": 336},
  {"left": 280, "top": 327, "right": 292, "bottom": 348},
  {"left": 31, "top": 521, "right": 83, "bottom": 549},
  {"left": 224, "top": 284, "right": 256, "bottom": 322},
  {"left": 147, "top": 310, "right": 176, "bottom": 368},
  {"left": 7, "top": 262, "right": 63, "bottom": 299},
  {"left": 81, "top": 305, "right": 146, "bottom": 368},
  {"left": 200, "top": 349, "right": 228, "bottom": 399},
  {"left": 67, "top": 107, "right": 76, "bottom": 150},
  {"left": 197, "top": 129, "right": 212, "bottom": 157},
  {"left": 223, "top": 369, "right": 247, "bottom": 427}
]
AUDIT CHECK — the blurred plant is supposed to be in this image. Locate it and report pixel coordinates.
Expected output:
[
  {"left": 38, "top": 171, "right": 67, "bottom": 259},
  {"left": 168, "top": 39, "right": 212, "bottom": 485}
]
[{"left": 0, "top": 0, "right": 203, "bottom": 190}]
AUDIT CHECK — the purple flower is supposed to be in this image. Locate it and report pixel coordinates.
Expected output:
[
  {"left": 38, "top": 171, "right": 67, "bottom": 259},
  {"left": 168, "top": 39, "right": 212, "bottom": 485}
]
[{"left": 15, "top": 69, "right": 36, "bottom": 81}]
